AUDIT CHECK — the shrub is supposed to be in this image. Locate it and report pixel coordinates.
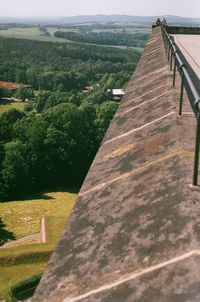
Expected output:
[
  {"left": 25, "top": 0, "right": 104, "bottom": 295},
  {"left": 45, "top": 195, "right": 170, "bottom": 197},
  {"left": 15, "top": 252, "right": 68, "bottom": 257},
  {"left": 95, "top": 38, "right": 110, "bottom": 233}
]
[{"left": 9, "top": 273, "right": 42, "bottom": 301}]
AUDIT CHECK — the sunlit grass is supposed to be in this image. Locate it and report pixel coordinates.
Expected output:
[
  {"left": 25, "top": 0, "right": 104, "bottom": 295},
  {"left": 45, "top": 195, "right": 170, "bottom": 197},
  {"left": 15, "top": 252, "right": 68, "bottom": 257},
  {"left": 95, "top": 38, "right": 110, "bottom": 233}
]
[
  {"left": 0, "top": 191, "right": 77, "bottom": 300},
  {"left": 0, "top": 27, "right": 69, "bottom": 43},
  {"left": 0, "top": 27, "right": 148, "bottom": 50},
  {"left": 0, "top": 191, "right": 77, "bottom": 239},
  {"left": 0, "top": 99, "right": 26, "bottom": 113},
  {"left": 0, "top": 263, "right": 46, "bottom": 301}
]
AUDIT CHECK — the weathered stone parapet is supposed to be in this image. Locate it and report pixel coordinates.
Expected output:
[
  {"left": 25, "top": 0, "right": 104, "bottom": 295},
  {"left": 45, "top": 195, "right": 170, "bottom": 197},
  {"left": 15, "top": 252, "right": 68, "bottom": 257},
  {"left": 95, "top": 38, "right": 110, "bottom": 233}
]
[{"left": 33, "top": 27, "right": 200, "bottom": 302}]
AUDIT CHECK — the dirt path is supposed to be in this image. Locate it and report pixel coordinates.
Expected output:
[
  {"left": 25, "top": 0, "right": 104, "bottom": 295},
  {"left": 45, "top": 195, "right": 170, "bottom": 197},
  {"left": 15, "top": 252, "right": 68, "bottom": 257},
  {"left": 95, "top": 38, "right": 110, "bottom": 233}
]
[
  {"left": 0, "top": 216, "right": 47, "bottom": 248},
  {"left": 0, "top": 233, "right": 40, "bottom": 248}
]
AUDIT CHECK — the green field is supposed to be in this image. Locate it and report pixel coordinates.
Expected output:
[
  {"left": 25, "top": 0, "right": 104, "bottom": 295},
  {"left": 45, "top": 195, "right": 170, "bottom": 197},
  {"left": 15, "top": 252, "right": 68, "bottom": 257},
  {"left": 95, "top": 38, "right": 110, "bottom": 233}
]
[
  {"left": 0, "top": 191, "right": 77, "bottom": 239},
  {"left": 0, "top": 191, "right": 77, "bottom": 301},
  {"left": 91, "top": 27, "right": 151, "bottom": 34},
  {"left": 0, "top": 27, "right": 67, "bottom": 43},
  {"left": 0, "top": 99, "right": 26, "bottom": 113},
  {"left": 47, "top": 26, "right": 79, "bottom": 36},
  {"left": 48, "top": 26, "right": 151, "bottom": 35},
  {"left": 0, "top": 263, "right": 46, "bottom": 301},
  {"left": 0, "top": 26, "right": 146, "bottom": 51}
]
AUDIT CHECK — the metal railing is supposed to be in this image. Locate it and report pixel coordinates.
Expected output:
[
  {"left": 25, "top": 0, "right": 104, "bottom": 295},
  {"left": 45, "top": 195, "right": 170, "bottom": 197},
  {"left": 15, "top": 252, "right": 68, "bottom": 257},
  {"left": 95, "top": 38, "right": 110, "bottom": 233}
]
[{"left": 161, "top": 25, "right": 200, "bottom": 186}]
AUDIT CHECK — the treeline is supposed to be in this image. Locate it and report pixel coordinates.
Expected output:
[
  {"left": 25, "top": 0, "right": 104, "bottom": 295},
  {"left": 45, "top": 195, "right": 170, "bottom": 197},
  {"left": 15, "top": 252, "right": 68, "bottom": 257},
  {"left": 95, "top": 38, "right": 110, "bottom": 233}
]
[
  {"left": 54, "top": 31, "right": 149, "bottom": 47},
  {"left": 0, "top": 101, "right": 118, "bottom": 201},
  {"left": 0, "top": 37, "right": 140, "bottom": 92}
]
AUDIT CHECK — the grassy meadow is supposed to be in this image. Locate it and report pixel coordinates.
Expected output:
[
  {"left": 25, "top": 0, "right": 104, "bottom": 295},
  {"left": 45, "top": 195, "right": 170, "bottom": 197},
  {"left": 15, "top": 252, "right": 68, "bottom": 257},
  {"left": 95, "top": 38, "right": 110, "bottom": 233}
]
[
  {"left": 0, "top": 26, "right": 148, "bottom": 51},
  {"left": 0, "top": 263, "right": 46, "bottom": 301},
  {"left": 91, "top": 27, "right": 151, "bottom": 34},
  {"left": 0, "top": 99, "right": 26, "bottom": 113},
  {"left": 0, "top": 191, "right": 77, "bottom": 239},
  {"left": 0, "top": 27, "right": 67, "bottom": 43},
  {"left": 0, "top": 191, "right": 77, "bottom": 301}
]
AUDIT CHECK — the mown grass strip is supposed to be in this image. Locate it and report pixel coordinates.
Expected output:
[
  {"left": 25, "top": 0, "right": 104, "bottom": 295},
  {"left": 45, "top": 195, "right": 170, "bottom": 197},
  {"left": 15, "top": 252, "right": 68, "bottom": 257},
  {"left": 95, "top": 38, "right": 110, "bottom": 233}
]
[
  {"left": 0, "top": 215, "right": 69, "bottom": 262},
  {"left": 0, "top": 250, "right": 52, "bottom": 266}
]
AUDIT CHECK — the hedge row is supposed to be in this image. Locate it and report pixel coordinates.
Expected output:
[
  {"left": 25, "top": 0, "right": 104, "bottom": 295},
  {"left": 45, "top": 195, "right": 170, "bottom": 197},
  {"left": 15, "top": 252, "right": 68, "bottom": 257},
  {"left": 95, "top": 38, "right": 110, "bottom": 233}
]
[
  {"left": 9, "top": 273, "right": 42, "bottom": 301},
  {"left": 0, "top": 250, "right": 52, "bottom": 266}
]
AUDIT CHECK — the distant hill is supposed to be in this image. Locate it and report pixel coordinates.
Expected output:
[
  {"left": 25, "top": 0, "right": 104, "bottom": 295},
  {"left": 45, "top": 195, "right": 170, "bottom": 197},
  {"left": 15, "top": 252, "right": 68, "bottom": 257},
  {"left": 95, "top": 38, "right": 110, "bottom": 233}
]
[
  {"left": 59, "top": 15, "right": 200, "bottom": 26},
  {"left": 0, "top": 15, "right": 200, "bottom": 26}
]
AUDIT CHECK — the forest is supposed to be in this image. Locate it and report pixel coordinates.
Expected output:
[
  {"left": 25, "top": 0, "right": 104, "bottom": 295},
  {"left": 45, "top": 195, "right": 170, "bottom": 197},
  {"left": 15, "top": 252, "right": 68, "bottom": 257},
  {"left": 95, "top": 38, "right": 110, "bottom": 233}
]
[
  {"left": 0, "top": 37, "right": 140, "bottom": 91},
  {"left": 54, "top": 30, "right": 149, "bottom": 47},
  {"left": 0, "top": 35, "right": 142, "bottom": 201}
]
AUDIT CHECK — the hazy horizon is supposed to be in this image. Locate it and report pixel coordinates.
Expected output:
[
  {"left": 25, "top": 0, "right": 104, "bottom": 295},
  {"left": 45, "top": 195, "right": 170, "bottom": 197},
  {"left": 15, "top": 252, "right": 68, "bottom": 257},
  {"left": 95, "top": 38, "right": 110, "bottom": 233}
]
[
  {"left": 1, "top": 14, "right": 199, "bottom": 19},
  {"left": 0, "top": 0, "right": 199, "bottom": 19}
]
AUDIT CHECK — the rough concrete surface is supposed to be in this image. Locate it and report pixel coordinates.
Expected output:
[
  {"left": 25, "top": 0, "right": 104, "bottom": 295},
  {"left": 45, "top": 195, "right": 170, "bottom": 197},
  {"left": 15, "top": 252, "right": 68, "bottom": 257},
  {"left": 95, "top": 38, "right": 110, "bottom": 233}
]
[{"left": 33, "top": 27, "right": 200, "bottom": 302}]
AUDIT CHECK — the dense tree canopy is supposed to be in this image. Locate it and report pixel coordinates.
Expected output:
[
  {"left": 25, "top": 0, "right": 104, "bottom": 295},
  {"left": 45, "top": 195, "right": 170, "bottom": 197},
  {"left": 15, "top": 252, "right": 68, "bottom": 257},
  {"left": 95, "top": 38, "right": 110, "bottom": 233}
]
[
  {"left": 15, "top": 87, "right": 34, "bottom": 101},
  {"left": 54, "top": 31, "right": 149, "bottom": 47},
  {"left": 0, "top": 33, "right": 141, "bottom": 201},
  {"left": 0, "top": 37, "right": 140, "bottom": 92},
  {"left": 0, "top": 87, "right": 11, "bottom": 99},
  {"left": 0, "top": 101, "right": 118, "bottom": 200}
]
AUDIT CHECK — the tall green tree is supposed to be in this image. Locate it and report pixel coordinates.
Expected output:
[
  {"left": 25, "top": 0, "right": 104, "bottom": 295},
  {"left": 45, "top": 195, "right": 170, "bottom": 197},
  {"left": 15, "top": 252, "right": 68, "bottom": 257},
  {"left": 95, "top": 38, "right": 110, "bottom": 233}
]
[
  {"left": 96, "top": 101, "right": 118, "bottom": 142},
  {"left": 15, "top": 87, "right": 34, "bottom": 101},
  {"left": 0, "top": 109, "right": 25, "bottom": 143},
  {"left": 1, "top": 140, "right": 32, "bottom": 200},
  {"left": 0, "top": 218, "right": 15, "bottom": 245},
  {"left": 0, "top": 88, "right": 10, "bottom": 99}
]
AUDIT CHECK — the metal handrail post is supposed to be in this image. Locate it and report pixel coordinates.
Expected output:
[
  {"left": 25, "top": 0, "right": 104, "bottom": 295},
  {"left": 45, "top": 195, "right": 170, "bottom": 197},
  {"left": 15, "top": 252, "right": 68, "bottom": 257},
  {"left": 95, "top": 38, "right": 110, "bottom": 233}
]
[
  {"left": 193, "top": 109, "right": 200, "bottom": 185},
  {"left": 168, "top": 44, "right": 171, "bottom": 61},
  {"left": 179, "top": 70, "right": 185, "bottom": 115},
  {"left": 173, "top": 59, "right": 177, "bottom": 86},
  {"left": 170, "top": 50, "right": 173, "bottom": 70}
]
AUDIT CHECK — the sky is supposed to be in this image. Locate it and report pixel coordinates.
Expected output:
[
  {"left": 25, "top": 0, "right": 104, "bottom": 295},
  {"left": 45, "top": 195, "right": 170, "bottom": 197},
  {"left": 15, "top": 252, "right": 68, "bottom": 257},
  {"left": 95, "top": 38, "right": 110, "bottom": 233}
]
[{"left": 0, "top": 0, "right": 199, "bottom": 18}]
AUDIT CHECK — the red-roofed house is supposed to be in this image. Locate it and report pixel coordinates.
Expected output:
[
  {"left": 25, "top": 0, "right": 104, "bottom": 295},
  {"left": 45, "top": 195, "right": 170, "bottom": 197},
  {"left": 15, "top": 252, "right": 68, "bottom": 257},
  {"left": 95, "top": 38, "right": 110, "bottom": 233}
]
[{"left": 0, "top": 81, "right": 21, "bottom": 92}]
